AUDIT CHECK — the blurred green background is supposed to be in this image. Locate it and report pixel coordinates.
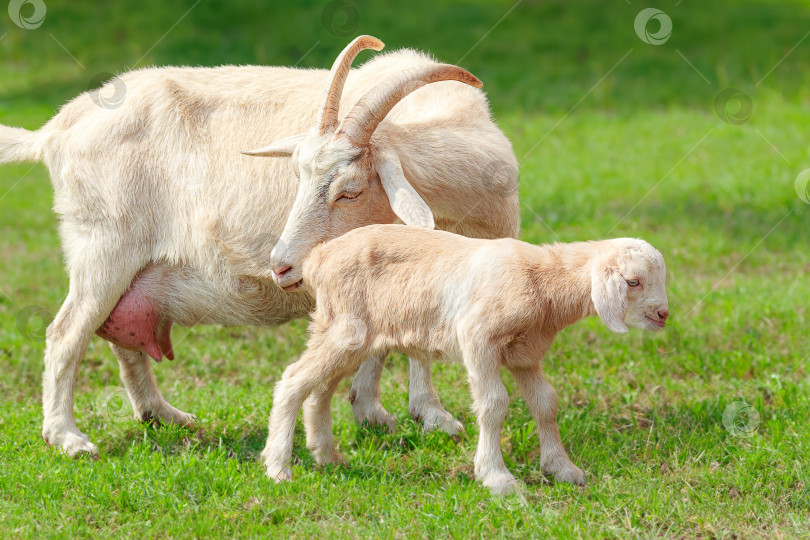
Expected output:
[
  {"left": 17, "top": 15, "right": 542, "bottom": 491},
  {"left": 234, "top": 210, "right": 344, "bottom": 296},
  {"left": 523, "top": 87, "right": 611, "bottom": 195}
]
[{"left": 1, "top": 0, "right": 808, "bottom": 537}]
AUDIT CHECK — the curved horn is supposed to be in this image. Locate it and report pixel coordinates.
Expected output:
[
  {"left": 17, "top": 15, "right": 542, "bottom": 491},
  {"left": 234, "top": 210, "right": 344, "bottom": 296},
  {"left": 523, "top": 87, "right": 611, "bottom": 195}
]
[
  {"left": 317, "top": 35, "right": 385, "bottom": 135},
  {"left": 336, "top": 64, "right": 483, "bottom": 147}
]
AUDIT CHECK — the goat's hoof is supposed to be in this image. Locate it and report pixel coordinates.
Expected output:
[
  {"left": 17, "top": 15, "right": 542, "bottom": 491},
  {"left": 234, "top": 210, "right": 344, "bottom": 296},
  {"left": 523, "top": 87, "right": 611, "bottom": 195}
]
[
  {"left": 44, "top": 429, "right": 99, "bottom": 458},
  {"left": 138, "top": 402, "right": 196, "bottom": 428},
  {"left": 411, "top": 405, "right": 463, "bottom": 436},
  {"left": 555, "top": 466, "right": 587, "bottom": 486},
  {"left": 543, "top": 457, "right": 587, "bottom": 485},
  {"left": 426, "top": 415, "right": 464, "bottom": 436},
  {"left": 481, "top": 471, "right": 519, "bottom": 496},
  {"left": 352, "top": 398, "right": 397, "bottom": 432},
  {"left": 266, "top": 464, "right": 293, "bottom": 483}
]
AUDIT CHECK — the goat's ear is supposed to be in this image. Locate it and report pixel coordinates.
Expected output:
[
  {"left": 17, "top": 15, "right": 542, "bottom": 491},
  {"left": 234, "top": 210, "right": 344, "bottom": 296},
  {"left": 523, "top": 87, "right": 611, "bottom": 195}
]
[
  {"left": 241, "top": 133, "right": 306, "bottom": 157},
  {"left": 591, "top": 260, "right": 629, "bottom": 334},
  {"left": 376, "top": 150, "right": 435, "bottom": 229}
]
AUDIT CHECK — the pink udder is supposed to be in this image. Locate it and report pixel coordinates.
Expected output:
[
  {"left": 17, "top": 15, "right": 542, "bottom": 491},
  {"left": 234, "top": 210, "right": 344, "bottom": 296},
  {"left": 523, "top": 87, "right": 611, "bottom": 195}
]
[{"left": 96, "top": 287, "right": 174, "bottom": 362}]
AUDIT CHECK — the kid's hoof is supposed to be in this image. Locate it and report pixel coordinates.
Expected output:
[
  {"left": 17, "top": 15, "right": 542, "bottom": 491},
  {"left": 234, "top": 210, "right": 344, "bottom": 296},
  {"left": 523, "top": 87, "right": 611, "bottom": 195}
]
[
  {"left": 44, "top": 429, "right": 99, "bottom": 458},
  {"left": 481, "top": 471, "right": 520, "bottom": 495},
  {"left": 313, "top": 449, "right": 344, "bottom": 467}
]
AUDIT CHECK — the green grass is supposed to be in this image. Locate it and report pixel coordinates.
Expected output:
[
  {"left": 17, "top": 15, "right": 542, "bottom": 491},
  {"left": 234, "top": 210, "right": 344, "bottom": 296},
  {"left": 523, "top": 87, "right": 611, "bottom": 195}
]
[{"left": 1, "top": 0, "right": 809, "bottom": 537}]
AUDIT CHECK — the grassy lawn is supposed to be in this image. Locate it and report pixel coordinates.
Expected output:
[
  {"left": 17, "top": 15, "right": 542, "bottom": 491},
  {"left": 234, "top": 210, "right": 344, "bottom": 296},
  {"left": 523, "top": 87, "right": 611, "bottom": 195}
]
[{"left": 1, "top": 0, "right": 808, "bottom": 537}]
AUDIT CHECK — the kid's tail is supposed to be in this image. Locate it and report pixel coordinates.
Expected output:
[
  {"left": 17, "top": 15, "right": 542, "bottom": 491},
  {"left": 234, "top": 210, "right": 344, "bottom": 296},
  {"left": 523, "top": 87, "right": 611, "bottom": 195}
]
[{"left": 0, "top": 124, "right": 42, "bottom": 164}]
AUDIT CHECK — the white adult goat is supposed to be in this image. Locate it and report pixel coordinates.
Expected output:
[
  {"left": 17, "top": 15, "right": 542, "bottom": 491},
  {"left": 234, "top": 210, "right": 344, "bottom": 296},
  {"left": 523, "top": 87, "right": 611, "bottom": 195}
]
[
  {"left": 0, "top": 36, "right": 519, "bottom": 456},
  {"left": 263, "top": 225, "right": 669, "bottom": 494},
  {"left": 245, "top": 38, "right": 520, "bottom": 434}
]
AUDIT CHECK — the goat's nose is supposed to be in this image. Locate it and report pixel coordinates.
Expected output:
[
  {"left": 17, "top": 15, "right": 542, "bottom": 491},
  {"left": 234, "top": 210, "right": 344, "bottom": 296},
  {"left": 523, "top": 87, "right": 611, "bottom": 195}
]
[
  {"left": 271, "top": 263, "right": 292, "bottom": 279},
  {"left": 269, "top": 244, "right": 291, "bottom": 278},
  {"left": 658, "top": 308, "right": 670, "bottom": 320}
]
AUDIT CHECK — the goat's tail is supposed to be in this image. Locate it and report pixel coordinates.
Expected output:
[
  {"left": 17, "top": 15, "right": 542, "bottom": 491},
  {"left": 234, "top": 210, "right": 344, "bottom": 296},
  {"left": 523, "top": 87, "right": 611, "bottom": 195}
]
[{"left": 0, "top": 124, "right": 43, "bottom": 164}]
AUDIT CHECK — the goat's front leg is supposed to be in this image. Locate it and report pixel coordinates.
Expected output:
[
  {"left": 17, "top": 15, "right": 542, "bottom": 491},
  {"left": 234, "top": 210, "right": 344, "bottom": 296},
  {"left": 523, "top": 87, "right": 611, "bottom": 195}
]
[
  {"left": 509, "top": 365, "right": 585, "bottom": 485},
  {"left": 263, "top": 342, "right": 357, "bottom": 482},
  {"left": 262, "top": 360, "right": 316, "bottom": 482},
  {"left": 349, "top": 353, "right": 396, "bottom": 432},
  {"left": 464, "top": 347, "right": 518, "bottom": 495},
  {"left": 408, "top": 356, "right": 463, "bottom": 435},
  {"left": 112, "top": 345, "right": 195, "bottom": 427}
]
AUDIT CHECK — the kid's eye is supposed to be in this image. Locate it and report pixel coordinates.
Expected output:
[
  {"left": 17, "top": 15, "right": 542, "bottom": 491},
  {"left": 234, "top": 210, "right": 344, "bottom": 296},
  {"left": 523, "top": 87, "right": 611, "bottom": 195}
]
[{"left": 627, "top": 279, "right": 640, "bottom": 287}]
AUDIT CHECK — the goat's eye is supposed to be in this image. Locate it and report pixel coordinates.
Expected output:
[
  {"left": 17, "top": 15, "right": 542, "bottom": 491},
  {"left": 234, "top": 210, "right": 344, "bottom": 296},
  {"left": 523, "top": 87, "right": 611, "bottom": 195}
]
[
  {"left": 337, "top": 191, "right": 362, "bottom": 201},
  {"left": 627, "top": 279, "right": 640, "bottom": 287}
]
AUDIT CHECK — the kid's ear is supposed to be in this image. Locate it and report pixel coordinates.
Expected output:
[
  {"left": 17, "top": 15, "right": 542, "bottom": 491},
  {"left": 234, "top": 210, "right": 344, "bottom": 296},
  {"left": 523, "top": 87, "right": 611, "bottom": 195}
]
[{"left": 591, "top": 260, "right": 629, "bottom": 334}]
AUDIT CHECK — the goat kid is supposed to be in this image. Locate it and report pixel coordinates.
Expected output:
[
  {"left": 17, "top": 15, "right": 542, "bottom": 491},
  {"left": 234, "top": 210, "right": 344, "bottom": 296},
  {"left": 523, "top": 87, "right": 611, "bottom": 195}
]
[{"left": 262, "top": 225, "right": 669, "bottom": 494}]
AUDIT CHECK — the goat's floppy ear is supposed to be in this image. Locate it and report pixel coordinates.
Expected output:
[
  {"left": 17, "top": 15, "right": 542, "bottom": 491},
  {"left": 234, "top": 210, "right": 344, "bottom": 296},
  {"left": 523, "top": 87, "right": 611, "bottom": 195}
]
[
  {"left": 242, "top": 133, "right": 306, "bottom": 157},
  {"left": 376, "top": 150, "right": 435, "bottom": 229},
  {"left": 591, "top": 259, "right": 629, "bottom": 334}
]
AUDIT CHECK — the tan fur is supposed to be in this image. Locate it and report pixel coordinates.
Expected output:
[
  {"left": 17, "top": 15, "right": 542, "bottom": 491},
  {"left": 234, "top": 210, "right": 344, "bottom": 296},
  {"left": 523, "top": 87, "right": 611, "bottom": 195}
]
[
  {"left": 0, "top": 39, "right": 519, "bottom": 456},
  {"left": 262, "top": 225, "right": 669, "bottom": 494}
]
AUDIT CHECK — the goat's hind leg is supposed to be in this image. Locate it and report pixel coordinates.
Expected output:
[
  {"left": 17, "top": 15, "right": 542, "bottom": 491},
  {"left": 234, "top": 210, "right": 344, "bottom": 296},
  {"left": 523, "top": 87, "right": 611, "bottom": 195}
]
[
  {"left": 351, "top": 353, "right": 462, "bottom": 436},
  {"left": 41, "top": 293, "right": 98, "bottom": 456},
  {"left": 350, "top": 353, "right": 397, "bottom": 432},
  {"left": 462, "top": 342, "right": 518, "bottom": 495},
  {"left": 408, "top": 355, "right": 463, "bottom": 435},
  {"left": 112, "top": 345, "right": 195, "bottom": 427},
  {"left": 42, "top": 241, "right": 144, "bottom": 456}
]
